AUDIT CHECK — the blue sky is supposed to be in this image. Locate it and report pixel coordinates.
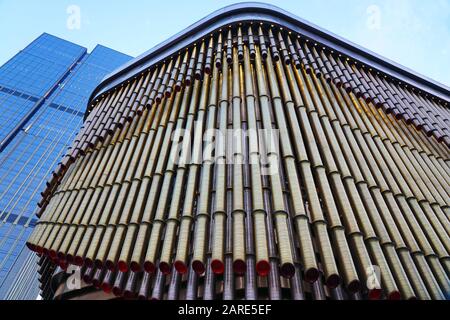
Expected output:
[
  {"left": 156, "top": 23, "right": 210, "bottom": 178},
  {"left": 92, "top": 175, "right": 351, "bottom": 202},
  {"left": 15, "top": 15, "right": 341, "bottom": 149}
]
[{"left": 1, "top": 0, "right": 449, "bottom": 86}]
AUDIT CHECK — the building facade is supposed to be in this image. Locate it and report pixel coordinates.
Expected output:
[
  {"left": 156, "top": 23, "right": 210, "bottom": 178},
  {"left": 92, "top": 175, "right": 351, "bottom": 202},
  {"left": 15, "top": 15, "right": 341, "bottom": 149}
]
[
  {"left": 0, "top": 33, "right": 131, "bottom": 299},
  {"left": 27, "top": 4, "right": 449, "bottom": 300}
]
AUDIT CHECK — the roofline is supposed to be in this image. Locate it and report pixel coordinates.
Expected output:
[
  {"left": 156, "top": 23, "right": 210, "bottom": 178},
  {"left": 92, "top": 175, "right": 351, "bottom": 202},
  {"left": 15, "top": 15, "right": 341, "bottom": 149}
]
[{"left": 87, "top": 2, "right": 450, "bottom": 110}]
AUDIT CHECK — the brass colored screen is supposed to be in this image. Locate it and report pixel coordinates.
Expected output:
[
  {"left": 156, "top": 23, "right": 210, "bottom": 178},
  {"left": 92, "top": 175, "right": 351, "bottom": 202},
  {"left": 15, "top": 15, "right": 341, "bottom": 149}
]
[{"left": 27, "top": 24, "right": 449, "bottom": 300}]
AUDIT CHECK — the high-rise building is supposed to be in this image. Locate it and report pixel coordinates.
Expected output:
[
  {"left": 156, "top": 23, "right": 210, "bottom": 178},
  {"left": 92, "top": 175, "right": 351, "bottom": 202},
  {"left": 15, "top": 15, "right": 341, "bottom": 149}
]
[
  {"left": 0, "top": 33, "right": 132, "bottom": 299},
  {"left": 27, "top": 4, "right": 449, "bottom": 300}
]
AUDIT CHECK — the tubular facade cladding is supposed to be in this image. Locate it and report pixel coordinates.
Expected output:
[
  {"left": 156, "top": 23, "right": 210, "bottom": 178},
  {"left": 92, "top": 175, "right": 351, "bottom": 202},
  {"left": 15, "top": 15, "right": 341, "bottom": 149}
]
[{"left": 26, "top": 6, "right": 450, "bottom": 300}]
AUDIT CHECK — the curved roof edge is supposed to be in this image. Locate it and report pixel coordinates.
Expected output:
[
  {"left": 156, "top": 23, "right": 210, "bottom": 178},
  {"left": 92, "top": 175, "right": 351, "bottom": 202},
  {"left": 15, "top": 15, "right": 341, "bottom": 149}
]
[{"left": 87, "top": 2, "right": 450, "bottom": 112}]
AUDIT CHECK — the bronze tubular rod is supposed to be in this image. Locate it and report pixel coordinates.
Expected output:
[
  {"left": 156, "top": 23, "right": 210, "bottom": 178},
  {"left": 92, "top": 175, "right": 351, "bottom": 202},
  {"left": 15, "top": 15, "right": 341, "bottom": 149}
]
[
  {"left": 254, "top": 42, "right": 295, "bottom": 278},
  {"left": 190, "top": 71, "right": 215, "bottom": 275},
  {"left": 210, "top": 56, "right": 228, "bottom": 275},
  {"left": 242, "top": 44, "right": 271, "bottom": 277},
  {"left": 241, "top": 56, "right": 258, "bottom": 299},
  {"left": 231, "top": 47, "right": 247, "bottom": 275}
]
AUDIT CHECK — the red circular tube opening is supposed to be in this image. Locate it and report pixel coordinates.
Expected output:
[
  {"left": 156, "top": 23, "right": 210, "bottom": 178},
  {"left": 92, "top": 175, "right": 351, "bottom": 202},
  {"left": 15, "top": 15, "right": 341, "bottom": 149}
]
[
  {"left": 42, "top": 248, "right": 49, "bottom": 256},
  {"left": 165, "top": 91, "right": 172, "bottom": 98},
  {"left": 368, "top": 288, "right": 382, "bottom": 300},
  {"left": 347, "top": 280, "right": 361, "bottom": 294},
  {"left": 82, "top": 275, "right": 93, "bottom": 284},
  {"left": 130, "top": 262, "right": 142, "bottom": 273},
  {"left": 123, "top": 291, "right": 135, "bottom": 300},
  {"left": 304, "top": 268, "right": 320, "bottom": 283},
  {"left": 117, "top": 261, "right": 129, "bottom": 273},
  {"left": 174, "top": 261, "right": 188, "bottom": 274},
  {"left": 105, "top": 260, "right": 115, "bottom": 271},
  {"left": 256, "top": 260, "right": 271, "bottom": 277},
  {"left": 280, "top": 263, "right": 296, "bottom": 279},
  {"left": 94, "top": 259, "right": 103, "bottom": 269},
  {"left": 325, "top": 274, "right": 341, "bottom": 289},
  {"left": 57, "top": 252, "right": 66, "bottom": 261},
  {"left": 204, "top": 67, "right": 211, "bottom": 75},
  {"left": 59, "top": 261, "right": 68, "bottom": 270},
  {"left": 233, "top": 259, "right": 246, "bottom": 275},
  {"left": 143, "top": 261, "right": 156, "bottom": 274},
  {"left": 388, "top": 291, "right": 401, "bottom": 300},
  {"left": 92, "top": 279, "right": 101, "bottom": 289},
  {"left": 74, "top": 256, "right": 84, "bottom": 266},
  {"left": 192, "top": 260, "right": 206, "bottom": 275},
  {"left": 211, "top": 259, "right": 225, "bottom": 275},
  {"left": 175, "top": 84, "right": 182, "bottom": 92},
  {"left": 112, "top": 287, "right": 123, "bottom": 297},
  {"left": 185, "top": 79, "right": 191, "bottom": 86},
  {"left": 48, "top": 250, "right": 57, "bottom": 259},
  {"left": 159, "top": 262, "right": 171, "bottom": 275},
  {"left": 84, "top": 258, "right": 94, "bottom": 268},
  {"left": 65, "top": 254, "right": 74, "bottom": 264},
  {"left": 101, "top": 283, "right": 112, "bottom": 294},
  {"left": 137, "top": 294, "right": 147, "bottom": 300}
]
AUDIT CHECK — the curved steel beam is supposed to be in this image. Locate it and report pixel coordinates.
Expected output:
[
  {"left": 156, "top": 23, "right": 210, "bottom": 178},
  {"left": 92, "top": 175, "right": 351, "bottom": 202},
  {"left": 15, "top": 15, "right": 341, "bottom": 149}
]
[{"left": 87, "top": 1, "right": 450, "bottom": 114}]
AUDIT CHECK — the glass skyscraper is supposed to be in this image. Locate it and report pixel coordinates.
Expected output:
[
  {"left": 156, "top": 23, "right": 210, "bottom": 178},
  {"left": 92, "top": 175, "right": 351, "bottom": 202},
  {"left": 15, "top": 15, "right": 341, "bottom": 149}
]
[{"left": 0, "top": 33, "right": 131, "bottom": 299}]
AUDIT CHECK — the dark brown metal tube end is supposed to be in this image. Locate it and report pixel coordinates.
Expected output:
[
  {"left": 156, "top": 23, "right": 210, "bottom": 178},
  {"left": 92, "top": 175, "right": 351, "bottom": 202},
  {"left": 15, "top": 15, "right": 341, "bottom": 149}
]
[
  {"left": 143, "top": 261, "right": 156, "bottom": 274},
  {"left": 280, "top": 263, "right": 296, "bottom": 279},
  {"left": 174, "top": 260, "right": 188, "bottom": 274},
  {"left": 130, "top": 261, "right": 142, "bottom": 273},
  {"left": 304, "top": 267, "right": 320, "bottom": 283},
  {"left": 192, "top": 260, "right": 206, "bottom": 275},
  {"left": 325, "top": 273, "right": 341, "bottom": 289},
  {"left": 233, "top": 259, "right": 247, "bottom": 275},
  {"left": 159, "top": 262, "right": 171, "bottom": 275}
]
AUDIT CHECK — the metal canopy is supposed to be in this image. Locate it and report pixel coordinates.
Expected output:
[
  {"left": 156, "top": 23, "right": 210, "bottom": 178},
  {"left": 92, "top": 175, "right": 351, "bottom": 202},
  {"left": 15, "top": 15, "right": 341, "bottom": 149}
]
[{"left": 87, "top": 2, "right": 450, "bottom": 113}]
